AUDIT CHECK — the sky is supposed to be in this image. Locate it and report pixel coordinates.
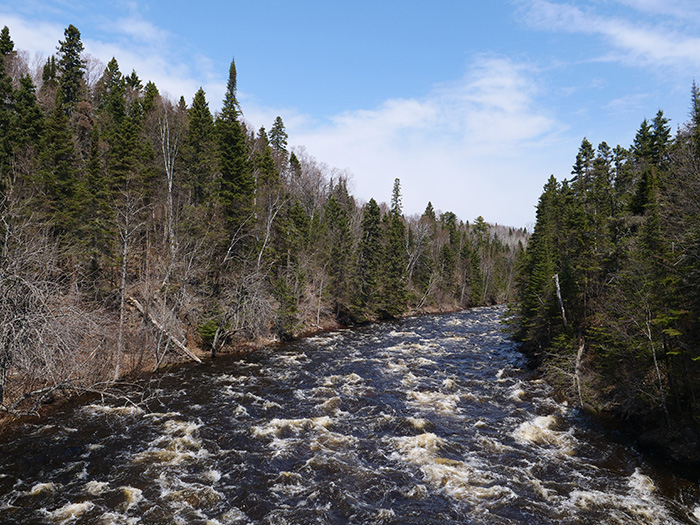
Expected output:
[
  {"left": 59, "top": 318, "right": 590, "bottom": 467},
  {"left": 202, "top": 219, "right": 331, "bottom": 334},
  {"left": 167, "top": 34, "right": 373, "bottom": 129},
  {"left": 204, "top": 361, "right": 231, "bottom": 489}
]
[{"left": 2, "top": 0, "right": 700, "bottom": 228}]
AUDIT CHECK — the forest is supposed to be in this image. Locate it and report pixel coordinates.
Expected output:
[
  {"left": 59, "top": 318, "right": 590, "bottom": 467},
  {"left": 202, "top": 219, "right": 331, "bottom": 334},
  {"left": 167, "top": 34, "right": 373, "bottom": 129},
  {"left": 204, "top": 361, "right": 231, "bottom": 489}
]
[
  {"left": 515, "top": 84, "right": 700, "bottom": 459},
  {"left": 0, "top": 25, "right": 526, "bottom": 416}
]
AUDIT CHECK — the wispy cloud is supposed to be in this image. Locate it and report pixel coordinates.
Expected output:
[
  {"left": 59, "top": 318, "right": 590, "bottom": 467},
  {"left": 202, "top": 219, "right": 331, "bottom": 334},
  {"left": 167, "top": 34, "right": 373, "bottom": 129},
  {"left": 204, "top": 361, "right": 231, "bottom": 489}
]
[{"left": 521, "top": 0, "right": 700, "bottom": 70}]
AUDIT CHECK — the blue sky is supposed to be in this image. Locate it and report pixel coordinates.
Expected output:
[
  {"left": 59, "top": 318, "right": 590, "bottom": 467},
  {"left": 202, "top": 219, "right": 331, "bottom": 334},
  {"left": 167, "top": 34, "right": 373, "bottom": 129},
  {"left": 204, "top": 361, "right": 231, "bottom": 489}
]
[{"left": 2, "top": 0, "right": 700, "bottom": 227}]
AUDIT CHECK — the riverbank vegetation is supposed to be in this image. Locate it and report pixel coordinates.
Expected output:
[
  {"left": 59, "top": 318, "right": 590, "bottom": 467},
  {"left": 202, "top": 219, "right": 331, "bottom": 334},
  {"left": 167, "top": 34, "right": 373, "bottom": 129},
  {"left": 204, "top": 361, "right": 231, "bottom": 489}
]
[
  {"left": 514, "top": 86, "right": 700, "bottom": 461},
  {"left": 0, "top": 25, "right": 526, "bottom": 416}
]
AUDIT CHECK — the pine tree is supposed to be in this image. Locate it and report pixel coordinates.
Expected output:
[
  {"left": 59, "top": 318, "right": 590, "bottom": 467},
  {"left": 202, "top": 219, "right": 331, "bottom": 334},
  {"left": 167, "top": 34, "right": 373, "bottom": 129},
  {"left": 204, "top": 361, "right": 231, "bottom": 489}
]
[{"left": 56, "top": 24, "right": 86, "bottom": 113}]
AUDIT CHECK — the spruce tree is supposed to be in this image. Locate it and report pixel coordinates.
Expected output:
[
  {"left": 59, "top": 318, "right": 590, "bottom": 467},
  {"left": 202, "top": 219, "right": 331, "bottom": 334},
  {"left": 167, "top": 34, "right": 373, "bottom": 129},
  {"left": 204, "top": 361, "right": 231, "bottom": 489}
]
[
  {"left": 353, "top": 198, "right": 382, "bottom": 318},
  {"left": 184, "top": 87, "right": 216, "bottom": 206},
  {"left": 651, "top": 110, "right": 671, "bottom": 167},
  {"left": 11, "top": 75, "right": 45, "bottom": 176},
  {"left": 269, "top": 116, "right": 288, "bottom": 154},
  {"left": 0, "top": 26, "right": 14, "bottom": 56},
  {"left": 216, "top": 58, "right": 253, "bottom": 226},
  {"left": 381, "top": 179, "right": 408, "bottom": 318},
  {"left": 56, "top": 24, "right": 86, "bottom": 113},
  {"left": 632, "top": 118, "right": 654, "bottom": 166},
  {"left": 0, "top": 53, "right": 13, "bottom": 186},
  {"left": 323, "top": 193, "right": 352, "bottom": 317},
  {"left": 39, "top": 89, "right": 83, "bottom": 235}
]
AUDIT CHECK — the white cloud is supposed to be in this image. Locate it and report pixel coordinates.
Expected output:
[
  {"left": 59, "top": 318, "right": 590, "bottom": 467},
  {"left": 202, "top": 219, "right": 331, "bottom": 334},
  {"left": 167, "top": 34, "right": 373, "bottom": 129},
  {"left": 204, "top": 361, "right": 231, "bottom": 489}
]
[
  {"left": 0, "top": 12, "right": 64, "bottom": 58},
  {"left": 522, "top": 0, "right": 700, "bottom": 70}
]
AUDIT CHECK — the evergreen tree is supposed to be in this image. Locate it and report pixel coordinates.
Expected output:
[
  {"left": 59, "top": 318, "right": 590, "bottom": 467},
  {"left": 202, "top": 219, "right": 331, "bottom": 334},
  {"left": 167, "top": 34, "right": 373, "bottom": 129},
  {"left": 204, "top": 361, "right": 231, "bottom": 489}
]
[
  {"left": 11, "top": 75, "right": 45, "bottom": 179},
  {"left": 651, "top": 110, "right": 671, "bottom": 167},
  {"left": 83, "top": 125, "right": 113, "bottom": 269},
  {"left": 381, "top": 179, "right": 408, "bottom": 318},
  {"left": 0, "top": 26, "right": 14, "bottom": 56},
  {"left": 353, "top": 198, "right": 382, "bottom": 318},
  {"left": 216, "top": 58, "right": 253, "bottom": 226},
  {"left": 0, "top": 52, "right": 13, "bottom": 186},
  {"left": 39, "top": 89, "right": 83, "bottom": 235},
  {"left": 423, "top": 201, "right": 436, "bottom": 221},
  {"left": 632, "top": 118, "right": 654, "bottom": 166},
  {"left": 571, "top": 137, "right": 595, "bottom": 194},
  {"left": 183, "top": 87, "right": 216, "bottom": 206},
  {"left": 323, "top": 193, "right": 352, "bottom": 317},
  {"left": 41, "top": 55, "right": 59, "bottom": 94},
  {"left": 269, "top": 116, "right": 288, "bottom": 154},
  {"left": 56, "top": 24, "right": 86, "bottom": 112}
]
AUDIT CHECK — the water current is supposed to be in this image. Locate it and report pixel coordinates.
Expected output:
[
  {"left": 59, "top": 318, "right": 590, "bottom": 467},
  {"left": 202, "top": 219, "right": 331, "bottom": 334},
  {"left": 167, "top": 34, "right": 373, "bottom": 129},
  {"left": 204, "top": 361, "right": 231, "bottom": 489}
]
[{"left": 1, "top": 306, "right": 700, "bottom": 523}]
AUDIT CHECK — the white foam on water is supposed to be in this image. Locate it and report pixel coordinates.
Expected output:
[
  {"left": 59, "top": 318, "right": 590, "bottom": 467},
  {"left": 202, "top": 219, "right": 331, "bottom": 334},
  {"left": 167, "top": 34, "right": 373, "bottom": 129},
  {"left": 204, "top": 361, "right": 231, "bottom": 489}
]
[
  {"left": 375, "top": 508, "right": 396, "bottom": 519},
  {"left": 84, "top": 480, "right": 109, "bottom": 495},
  {"left": 442, "top": 378, "right": 458, "bottom": 390},
  {"left": 217, "top": 507, "right": 250, "bottom": 523},
  {"left": 270, "top": 471, "right": 309, "bottom": 498},
  {"left": 44, "top": 501, "right": 94, "bottom": 522},
  {"left": 386, "top": 361, "right": 409, "bottom": 374},
  {"left": 322, "top": 373, "right": 364, "bottom": 386},
  {"left": 155, "top": 474, "right": 224, "bottom": 518},
  {"left": 407, "top": 390, "right": 461, "bottom": 414},
  {"left": 117, "top": 486, "right": 143, "bottom": 512},
  {"left": 98, "top": 511, "right": 139, "bottom": 524},
  {"left": 512, "top": 415, "right": 576, "bottom": 455},
  {"left": 388, "top": 330, "right": 418, "bottom": 338},
  {"left": 252, "top": 416, "right": 334, "bottom": 438},
  {"left": 143, "top": 411, "right": 182, "bottom": 420},
  {"left": 203, "top": 469, "right": 221, "bottom": 483},
  {"left": 566, "top": 488, "right": 674, "bottom": 524},
  {"left": 28, "top": 482, "right": 59, "bottom": 495},
  {"left": 133, "top": 419, "right": 208, "bottom": 466},
  {"left": 509, "top": 385, "right": 527, "bottom": 402},
  {"left": 401, "top": 372, "right": 419, "bottom": 387},
  {"left": 315, "top": 395, "right": 342, "bottom": 413},
  {"left": 407, "top": 417, "right": 429, "bottom": 430},
  {"left": 83, "top": 404, "right": 144, "bottom": 417},
  {"left": 476, "top": 433, "right": 514, "bottom": 454},
  {"left": 390, "top": 433, "right": 515, "bottom": 505},
  {"left": 628, "top": 468, "right": 656, "bottom": 495},
  {"left": 274, "top": 352, "right": 308, "bottom": 365}
]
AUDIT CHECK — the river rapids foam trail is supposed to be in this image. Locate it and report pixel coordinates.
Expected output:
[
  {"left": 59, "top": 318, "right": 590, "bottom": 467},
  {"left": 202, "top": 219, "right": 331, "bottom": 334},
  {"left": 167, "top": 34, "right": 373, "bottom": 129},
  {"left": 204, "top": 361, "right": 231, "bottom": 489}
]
[{"left": 1, "top": 306, "right": 699, "bottom": 523}]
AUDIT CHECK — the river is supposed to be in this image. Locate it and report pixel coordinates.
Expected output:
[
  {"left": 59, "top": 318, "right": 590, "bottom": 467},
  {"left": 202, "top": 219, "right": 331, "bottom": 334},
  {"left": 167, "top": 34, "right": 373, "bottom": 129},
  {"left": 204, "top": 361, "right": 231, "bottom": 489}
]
[{"left": 0, "top": 306, "right": 699, "bottom": 523}]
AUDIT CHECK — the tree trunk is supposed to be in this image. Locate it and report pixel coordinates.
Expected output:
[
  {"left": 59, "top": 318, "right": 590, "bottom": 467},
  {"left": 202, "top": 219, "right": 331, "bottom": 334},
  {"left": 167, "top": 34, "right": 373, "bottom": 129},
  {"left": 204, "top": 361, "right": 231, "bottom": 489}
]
[
  {"left": 128, "top": 297, "right": 202, "bottom": 363},
  {"left": 553, "top": 273, "right": 568, "bottom": 327}
]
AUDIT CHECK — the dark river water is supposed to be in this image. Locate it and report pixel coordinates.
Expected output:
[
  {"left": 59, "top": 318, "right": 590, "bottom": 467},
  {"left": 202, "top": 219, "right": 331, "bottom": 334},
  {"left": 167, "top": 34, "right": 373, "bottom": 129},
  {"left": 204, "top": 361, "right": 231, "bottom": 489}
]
[{"left": 1, "top": 306, "right": 700, "bottom": 524}]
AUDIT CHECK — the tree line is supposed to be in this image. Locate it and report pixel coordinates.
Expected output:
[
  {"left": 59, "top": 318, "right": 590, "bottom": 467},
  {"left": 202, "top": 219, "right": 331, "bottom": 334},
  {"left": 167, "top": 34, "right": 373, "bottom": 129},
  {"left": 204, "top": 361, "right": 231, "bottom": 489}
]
[
  {"left": 0, "top": 25, "right": 525, "bottom": 415},
  {"left": 515, "top": 85, "right": 700, "bottom": 441}
]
